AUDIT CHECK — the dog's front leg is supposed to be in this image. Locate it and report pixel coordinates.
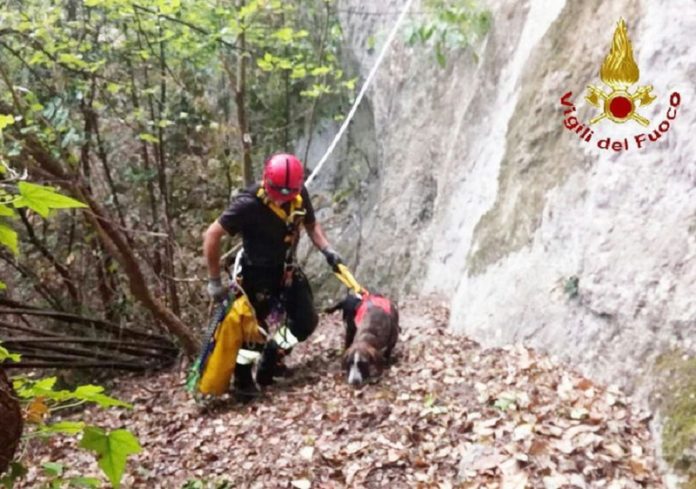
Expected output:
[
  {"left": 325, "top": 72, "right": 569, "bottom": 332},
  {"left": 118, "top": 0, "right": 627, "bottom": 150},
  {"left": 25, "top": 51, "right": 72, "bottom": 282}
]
[{"left": 345, "top": 319, "right": 357, "bottom": 350}]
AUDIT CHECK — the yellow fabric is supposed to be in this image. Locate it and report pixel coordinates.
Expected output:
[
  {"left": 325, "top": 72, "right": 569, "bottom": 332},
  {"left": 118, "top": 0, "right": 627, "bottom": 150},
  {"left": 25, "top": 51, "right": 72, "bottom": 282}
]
[
  {"left": 256, "top": 186, "right": 304, "bottom": 224},
  {"left": 335, "top": 263, "right": 366, "bottom": 295},
  {"left": 198, "top": 295, "right": 266, "bottom": 395}
]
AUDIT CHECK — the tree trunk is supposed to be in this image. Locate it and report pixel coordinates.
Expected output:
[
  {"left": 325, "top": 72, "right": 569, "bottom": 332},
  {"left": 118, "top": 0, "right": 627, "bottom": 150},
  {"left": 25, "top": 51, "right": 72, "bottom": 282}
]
[
  {"left": 2, "top": 102, "right": 200, "bottom": 357},
  {"left": 0, "top": 367, "right": 22, "bottom": 475},
  {"left": 155, "top": 16, "right": 181, "bottom": 317},
  {"left": 235, "top": 0, "right": 253, "bottom": 186}
]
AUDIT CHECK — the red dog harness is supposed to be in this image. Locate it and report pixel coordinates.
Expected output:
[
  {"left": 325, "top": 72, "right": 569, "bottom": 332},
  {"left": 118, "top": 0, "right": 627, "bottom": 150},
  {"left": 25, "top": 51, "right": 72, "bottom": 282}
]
[{"left": 354, "top": 293, "right": 392, "bottom": 327}]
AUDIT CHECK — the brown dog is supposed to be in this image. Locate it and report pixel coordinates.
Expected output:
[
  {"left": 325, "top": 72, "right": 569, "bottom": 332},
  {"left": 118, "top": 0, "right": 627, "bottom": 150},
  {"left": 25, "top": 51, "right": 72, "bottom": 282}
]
[{"left": 326, "top": 293, "right": 399, "bottom": 385}]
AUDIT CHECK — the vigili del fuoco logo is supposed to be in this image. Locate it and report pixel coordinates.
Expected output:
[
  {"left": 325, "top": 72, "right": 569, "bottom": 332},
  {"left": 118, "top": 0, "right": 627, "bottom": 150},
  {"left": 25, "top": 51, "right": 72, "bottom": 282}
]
[{"left": 559, "top": 18, "right": 681, "bottom": 152}]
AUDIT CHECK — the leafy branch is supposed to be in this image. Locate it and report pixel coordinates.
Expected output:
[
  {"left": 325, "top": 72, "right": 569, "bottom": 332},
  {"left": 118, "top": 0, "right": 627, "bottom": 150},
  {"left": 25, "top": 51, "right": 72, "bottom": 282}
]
[{"left": 406, "top": 0, "right": 492, "bottom": 66}]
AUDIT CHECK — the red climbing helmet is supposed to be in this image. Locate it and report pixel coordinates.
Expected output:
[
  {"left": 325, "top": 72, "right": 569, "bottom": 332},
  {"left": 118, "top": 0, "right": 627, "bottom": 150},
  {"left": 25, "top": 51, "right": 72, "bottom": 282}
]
[{"left": 263, "top": 153, "right": 304, "bottom": 203}]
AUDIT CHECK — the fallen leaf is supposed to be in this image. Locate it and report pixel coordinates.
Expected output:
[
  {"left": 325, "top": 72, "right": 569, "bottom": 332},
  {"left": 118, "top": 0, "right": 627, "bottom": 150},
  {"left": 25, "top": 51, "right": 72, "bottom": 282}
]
[{"left": 300, "top": 446, "right": 314, "bottom": 461}]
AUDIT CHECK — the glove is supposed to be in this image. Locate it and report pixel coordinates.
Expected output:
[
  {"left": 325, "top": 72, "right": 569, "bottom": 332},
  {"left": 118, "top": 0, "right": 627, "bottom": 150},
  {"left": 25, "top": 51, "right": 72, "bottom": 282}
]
[
  {"left": 206, "top": 277, "right": 228, "bottom": 303},
  {"left": 321, "top": 247, "right": 343, "bottom": 270}
]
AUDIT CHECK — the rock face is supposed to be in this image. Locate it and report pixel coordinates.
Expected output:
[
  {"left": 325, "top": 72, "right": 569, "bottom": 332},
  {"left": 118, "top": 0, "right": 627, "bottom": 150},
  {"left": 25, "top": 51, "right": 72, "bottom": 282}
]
[
  {"left": 0, "top": 367, "right": 22, "bottom": 475},
  {"left": 305, "top": 0, "right": 695, "bottom": 483}
]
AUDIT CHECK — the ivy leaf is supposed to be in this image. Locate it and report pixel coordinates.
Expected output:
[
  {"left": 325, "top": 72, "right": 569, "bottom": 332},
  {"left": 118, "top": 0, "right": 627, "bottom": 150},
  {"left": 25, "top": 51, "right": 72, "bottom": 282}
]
[
  {"left": 238, "top": 2, "right": 259, "bottom": 19},
  {"left": 58, "top": 53, "right": 89, "bottom": 70},
  {"left": 290, "top": 66, "right": 307, "bottom": 79},
  {"left": 13, "top": 376, "right": 71, "bottom": 402},
  {"left": 73, "top": 385, "right": 132, "bottom": 409},
  {"left": 0, "top": 114, "right": 15, "bottom": 131},
  {"left": 0, "top": 342, "right": 21, "bottom": 363},
  {"left": 256, "top": 52, "right": 275, "bottom": 71},
  {"left": 138, "top": 133, "right": 159, "bottom": 143},
  {"left": 106, "top": 83, "right": 121, "bottom": 94},
  {"left": 14, "top": 181, "right": 87, "bottom": 218},
  {"left": 79, "top": 427, "right": 141, "bottom": 489},
  {"left": 310, "top": 66, "right": 331, "bottom": 77},
  {"left": 0, "top": 204, "right": 16, "bottom": 217},
  {"left": 0, "top": 462, "right": 28, "bottom": 487},
  {"left": 435, "top": 41, "right": 447, "bottom": 67},
  {"left": 273, "top": 27, "right": 294, "bottom": 43},
  {"left": 367, "top": 35, "right": 376, "bottom": 51},
  {"left": 68, "top": 476, "right": 102, "bottom": 488},
  {"left": 40, "top": 421, "right": 86, "bottom": 435},
  {"left": 42, "top": 462, "right": 64, "bottom": 477},
  {"left": 0, "top": 223, "right": 18, "bottom": 255},
  {"left": 342, "top": 78, "right": 358, "bottom": 91}
]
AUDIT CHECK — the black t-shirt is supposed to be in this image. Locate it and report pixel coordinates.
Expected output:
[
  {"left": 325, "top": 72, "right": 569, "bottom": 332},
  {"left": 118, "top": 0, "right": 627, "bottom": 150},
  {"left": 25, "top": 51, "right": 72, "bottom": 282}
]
[{"left": 218, "top": 184, "right": 316, "bottom": 267}]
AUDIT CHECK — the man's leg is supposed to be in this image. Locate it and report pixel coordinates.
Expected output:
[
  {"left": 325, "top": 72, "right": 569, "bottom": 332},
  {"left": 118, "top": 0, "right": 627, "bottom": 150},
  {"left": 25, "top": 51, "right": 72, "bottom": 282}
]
[
  {"left": 256, "top": 269, "right": 318, "bottom": 385},
  {"left": 232, "top": 265, "right": 279, "bottom": 393},
  {"left": 232, "top": 349, "right": 260, "bottom": 401}
]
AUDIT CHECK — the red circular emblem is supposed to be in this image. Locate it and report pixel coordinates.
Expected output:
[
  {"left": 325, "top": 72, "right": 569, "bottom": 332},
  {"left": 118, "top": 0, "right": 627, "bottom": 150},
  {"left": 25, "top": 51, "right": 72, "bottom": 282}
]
[{"left": 609, "top": 96, "right": 633, "bottom": 119}]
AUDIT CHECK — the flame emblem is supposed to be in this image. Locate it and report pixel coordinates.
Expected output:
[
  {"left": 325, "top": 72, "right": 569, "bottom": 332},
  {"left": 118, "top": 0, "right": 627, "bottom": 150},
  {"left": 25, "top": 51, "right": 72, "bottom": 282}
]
[{"left": 585, "top": 19, "right": 656, "bottom": 126}]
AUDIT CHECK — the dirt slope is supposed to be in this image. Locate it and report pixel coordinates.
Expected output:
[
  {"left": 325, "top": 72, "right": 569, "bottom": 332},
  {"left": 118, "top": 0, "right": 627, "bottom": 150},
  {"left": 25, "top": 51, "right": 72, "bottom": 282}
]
[{"left": 19, "top": 297, "right": 663, "bottom": 488}]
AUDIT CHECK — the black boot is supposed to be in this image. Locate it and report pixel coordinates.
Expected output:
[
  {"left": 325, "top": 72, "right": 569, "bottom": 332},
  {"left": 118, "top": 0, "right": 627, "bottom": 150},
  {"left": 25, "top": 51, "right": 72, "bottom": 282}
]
[
  {"left": 233, "top": 363, "right": 259, "bottom": 402},
  {"left": 256, "top": 340, "right": 290, "bottom": 386}
]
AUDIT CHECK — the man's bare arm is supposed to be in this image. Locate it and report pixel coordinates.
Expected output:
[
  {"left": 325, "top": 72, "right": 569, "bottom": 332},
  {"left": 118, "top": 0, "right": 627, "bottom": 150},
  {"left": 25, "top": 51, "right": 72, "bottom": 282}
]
[
  {"left": 203, "top": 221, "right": 228, "bottom": 279},
  {"left": 305, "top": 220, "right": 343, "bottom": 269},
  {"left": 304, "top": 220, "right": 330, "bottom": 251}
]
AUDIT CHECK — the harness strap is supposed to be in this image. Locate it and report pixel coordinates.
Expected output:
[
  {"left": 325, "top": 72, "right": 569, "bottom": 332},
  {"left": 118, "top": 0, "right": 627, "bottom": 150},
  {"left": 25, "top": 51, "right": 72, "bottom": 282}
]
[
  {"left": 255, "top": 185, "right": 307, "bottom": 286},
  {"left": 354, "top": 294, "right": 392, "bottom": 327},
  {"left": 256, "top": 186, "right": 305, "bottom": 228}
]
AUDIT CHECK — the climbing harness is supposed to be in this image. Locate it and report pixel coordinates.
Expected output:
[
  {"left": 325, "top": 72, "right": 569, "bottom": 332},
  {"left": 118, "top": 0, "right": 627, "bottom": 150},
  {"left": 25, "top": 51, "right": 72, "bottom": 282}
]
[
  {"left": 191, "top": 185, "right": 311, "bottom": 395},
  {"left": 354, "top": 293, "right": 392, "bottom": 327}
]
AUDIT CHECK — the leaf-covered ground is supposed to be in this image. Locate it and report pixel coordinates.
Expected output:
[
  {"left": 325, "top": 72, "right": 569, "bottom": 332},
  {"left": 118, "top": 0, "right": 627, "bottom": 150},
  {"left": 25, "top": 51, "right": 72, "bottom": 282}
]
[{"left": 19, "top": 296, "right": 664, "bottom": 488}]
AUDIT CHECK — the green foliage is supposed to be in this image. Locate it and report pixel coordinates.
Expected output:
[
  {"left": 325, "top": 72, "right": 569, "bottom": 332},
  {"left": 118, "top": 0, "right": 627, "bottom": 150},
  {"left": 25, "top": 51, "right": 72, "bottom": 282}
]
[
  {"left": 79, "top": 427, "right": 141, "bottom": 489},
  {"left": 33, "top": 462, "right": 101, "bottom": 489},
  {"left": 0, "top": 342, "right": 22, "bottom": 363},
  {"left": 406, "top": 0, "right": 492, "bottom": 67},
  {"left": 564, "top": 275, "right": 580, "bottom": 299},
  {"left": 0, "top": 115, "right": 15, "bottom": 131},
  {"left": 14, "top": 182, "right": 87, "bottom": 218},
  {"left": 235, "top": 0, "right": 354, "bottom": 156},
  {"left": 0, "top": 223, "right": 18, "bottom": 255},
  {"left": 12, "top": 376, "right": 131, "bottom": 409},
  {"left": 654, "top": 351, "right": 696, "bottom": 486},
  {"left": 0, "top": 178, "right": 87, "bottom": 265},
  {"left": 3, "top": 357, "right": 138, "bottom": 488},
  {"left": 0, "top": 0, "right": 353, "bottom": 301},
  {"left": 0, "top": 463, "right": 27, "bottom": 488}
]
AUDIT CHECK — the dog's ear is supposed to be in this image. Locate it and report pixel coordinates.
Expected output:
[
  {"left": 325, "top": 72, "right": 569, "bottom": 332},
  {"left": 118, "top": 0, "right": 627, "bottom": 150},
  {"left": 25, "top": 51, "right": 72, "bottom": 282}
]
[
  {"left": 364, "top": 344, "right": 383, "bottom": 377},
  {"left": 342, "top": 347, "right": 354, "bottom": 370}
]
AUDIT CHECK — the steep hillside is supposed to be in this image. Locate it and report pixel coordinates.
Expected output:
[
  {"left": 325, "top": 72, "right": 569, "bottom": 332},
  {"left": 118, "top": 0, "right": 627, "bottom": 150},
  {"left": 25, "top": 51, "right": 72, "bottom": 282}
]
[{"left": 18, "top": 299, "right": 662, "bottom": 488}]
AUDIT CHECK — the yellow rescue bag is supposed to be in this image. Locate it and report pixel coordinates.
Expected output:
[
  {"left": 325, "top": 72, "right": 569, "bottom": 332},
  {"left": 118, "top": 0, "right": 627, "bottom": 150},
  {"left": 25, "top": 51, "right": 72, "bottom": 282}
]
[{"left": 198, "top": 294, "right": 266, "bottom": 395}]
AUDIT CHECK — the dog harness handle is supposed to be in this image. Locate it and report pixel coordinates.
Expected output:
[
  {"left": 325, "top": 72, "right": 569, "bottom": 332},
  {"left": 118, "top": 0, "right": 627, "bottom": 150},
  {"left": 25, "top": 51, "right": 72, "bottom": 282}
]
[{"left": 354, "top": 294, "right": 392, "bottom": 327}]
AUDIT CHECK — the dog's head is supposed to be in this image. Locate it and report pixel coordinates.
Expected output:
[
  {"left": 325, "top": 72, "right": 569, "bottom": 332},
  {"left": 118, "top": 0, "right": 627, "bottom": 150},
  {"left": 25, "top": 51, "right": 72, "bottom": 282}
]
[{"left": 342, "top": 343, "right": 380, "bottom": 386}]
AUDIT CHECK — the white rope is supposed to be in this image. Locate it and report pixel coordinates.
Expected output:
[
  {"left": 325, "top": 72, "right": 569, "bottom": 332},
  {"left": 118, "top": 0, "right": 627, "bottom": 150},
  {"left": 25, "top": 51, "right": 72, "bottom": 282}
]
[{"left": 305, "top": 0, "right": 417, "bottom": 187}]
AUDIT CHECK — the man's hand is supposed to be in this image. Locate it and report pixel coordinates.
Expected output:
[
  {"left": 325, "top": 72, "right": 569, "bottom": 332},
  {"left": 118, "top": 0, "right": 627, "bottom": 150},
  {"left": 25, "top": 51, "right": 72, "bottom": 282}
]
[
  {"left": 207, "top": 277, "right": 228, "bottom": 302},
  {"left": 321, "top": 247, "right": 343, "bottom": 270}
]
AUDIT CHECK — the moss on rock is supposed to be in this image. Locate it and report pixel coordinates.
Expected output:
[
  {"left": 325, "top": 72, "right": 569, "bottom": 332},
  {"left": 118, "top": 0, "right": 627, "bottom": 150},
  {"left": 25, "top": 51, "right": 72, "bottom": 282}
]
[{"left": 653, "top": 351, "right": 696, "bottom": 487}]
